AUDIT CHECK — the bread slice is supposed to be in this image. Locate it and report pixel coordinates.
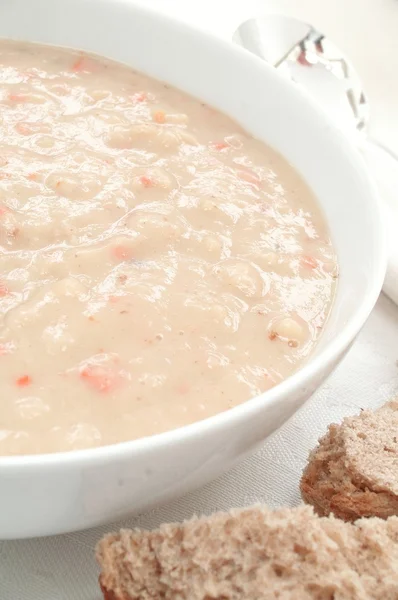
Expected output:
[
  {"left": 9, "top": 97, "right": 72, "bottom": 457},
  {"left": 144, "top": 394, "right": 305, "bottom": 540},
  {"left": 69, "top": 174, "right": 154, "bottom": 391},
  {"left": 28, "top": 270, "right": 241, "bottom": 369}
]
[
  {"left": 96, "top": 505, "right": 398, "bottom": 600},
  {"left": 300, "top": 400, "right": 398, "bottom": 521}
]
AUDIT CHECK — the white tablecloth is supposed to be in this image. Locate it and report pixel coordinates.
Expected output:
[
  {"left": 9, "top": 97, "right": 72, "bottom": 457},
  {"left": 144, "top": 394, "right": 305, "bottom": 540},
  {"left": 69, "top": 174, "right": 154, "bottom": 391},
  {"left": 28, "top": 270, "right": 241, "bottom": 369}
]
[{"left": 1, "top": 1, "right": 397, "bottom": 598}]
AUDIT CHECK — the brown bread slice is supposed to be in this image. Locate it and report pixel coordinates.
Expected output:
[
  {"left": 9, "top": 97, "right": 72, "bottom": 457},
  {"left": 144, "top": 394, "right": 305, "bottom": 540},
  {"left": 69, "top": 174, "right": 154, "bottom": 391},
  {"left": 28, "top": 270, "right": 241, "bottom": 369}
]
[
  {"left": 96, "top": 505, "right": 398, "bottom": 600},
  {"left": 300, "top": 400, "right": 398, "bottom": 520}
]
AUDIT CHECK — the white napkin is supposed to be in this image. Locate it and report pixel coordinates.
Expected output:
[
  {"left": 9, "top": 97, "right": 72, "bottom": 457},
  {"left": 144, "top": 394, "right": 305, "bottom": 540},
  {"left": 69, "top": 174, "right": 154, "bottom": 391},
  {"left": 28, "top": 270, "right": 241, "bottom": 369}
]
[{"left": 361, "top": 142, "right": 398, "bottom": 305}]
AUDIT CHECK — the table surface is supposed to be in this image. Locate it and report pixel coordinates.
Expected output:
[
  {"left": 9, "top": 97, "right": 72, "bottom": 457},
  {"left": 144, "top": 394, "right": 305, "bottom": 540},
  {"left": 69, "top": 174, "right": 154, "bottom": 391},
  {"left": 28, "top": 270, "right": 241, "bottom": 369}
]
[{"left": 1, "top": 2, "right": 397, "bottom": 599}]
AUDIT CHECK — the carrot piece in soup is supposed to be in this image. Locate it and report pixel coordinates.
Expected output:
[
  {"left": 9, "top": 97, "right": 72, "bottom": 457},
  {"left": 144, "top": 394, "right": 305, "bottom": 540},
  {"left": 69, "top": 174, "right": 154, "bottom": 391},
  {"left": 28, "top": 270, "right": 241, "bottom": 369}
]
[
  {"left": 213, "top": 141, "right": 228, "bottom": 151},
  {"left": 133, "top": 92, "right": 147, "bottom": 103},
  {"left": 8, "top": 93, "right": 27, "bottom": 103},
  {"left": 236, "top": 169, "right": 261, "bottom": 185},
  {"left": 0, "top": 282, "right": 9, "bottom": 297},
  {"left": 139, "top": 175, "right": 154, "bottom": 188},
  {"left": 112, "top": 245, "right": 133, "bottom": 261},
  {"left": 16, "top": 375, "right": 31, "bottom": 387},
  {"left": 72, "top": 55, "right": 98, "bottom": 73},
  {"left": 80, "top": 365, "right": 119, "bottom": 393},
  {"left": 153, "top": 110, "right": 166, "bottom": 124},
  {"left": 301, "top": 255, "right": 318, "bottom": 270}
]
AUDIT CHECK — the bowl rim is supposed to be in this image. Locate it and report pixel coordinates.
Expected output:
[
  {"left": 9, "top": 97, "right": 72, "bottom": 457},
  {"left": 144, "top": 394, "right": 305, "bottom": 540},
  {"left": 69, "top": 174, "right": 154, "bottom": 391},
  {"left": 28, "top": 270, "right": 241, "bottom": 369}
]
[{"left": 0, "top": 0, "right": 387, "bottom": 470}]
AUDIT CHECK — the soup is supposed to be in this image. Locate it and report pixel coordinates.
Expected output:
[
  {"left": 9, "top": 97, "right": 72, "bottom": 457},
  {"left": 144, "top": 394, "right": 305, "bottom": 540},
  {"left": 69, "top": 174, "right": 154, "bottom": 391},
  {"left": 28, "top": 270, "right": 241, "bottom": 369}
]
[{"left": 0, "top": 41, "right": 337, "bottom": 455}]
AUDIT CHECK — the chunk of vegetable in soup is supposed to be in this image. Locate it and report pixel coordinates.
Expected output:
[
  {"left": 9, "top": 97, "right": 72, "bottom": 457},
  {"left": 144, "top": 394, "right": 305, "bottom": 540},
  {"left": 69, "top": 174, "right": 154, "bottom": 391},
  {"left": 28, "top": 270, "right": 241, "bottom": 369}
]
[{"left": 0, "top": 41, "right": 337, "bottom": 455}]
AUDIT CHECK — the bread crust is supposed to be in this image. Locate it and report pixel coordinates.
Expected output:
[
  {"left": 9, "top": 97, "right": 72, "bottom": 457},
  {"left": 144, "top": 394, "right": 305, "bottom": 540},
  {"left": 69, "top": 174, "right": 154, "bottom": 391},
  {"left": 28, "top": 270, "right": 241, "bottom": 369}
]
[
  {"left": 100, "top": 581, "right": 119, "bottom": 600},
  {"left": 300, "top": 401, "right": 398, "bottom": 520}
]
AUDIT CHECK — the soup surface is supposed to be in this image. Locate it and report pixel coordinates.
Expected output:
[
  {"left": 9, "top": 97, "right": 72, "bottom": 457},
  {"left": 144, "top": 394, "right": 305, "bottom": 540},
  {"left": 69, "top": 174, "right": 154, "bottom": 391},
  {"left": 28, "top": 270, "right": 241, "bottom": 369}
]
[{"left": 0, "top": 41, "right": 337, "bottom": 455}]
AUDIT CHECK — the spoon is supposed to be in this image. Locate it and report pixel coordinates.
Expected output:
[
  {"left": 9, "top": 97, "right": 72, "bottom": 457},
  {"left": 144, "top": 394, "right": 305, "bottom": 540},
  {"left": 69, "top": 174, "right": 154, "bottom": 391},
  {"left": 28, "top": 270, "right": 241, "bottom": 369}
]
[
  {"left": 233, "top": 15, "right": 369, "bottom": 136},
  {"left": 233, "top": 15, "right": 398, "bottom": 302}
]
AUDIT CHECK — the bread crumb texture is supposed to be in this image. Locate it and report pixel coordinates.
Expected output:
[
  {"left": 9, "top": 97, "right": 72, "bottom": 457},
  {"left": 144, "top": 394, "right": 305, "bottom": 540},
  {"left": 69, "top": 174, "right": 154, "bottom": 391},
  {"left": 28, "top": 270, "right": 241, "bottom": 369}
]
[{"left": 96, "top": 504, "right": 398, "bottom": 600}]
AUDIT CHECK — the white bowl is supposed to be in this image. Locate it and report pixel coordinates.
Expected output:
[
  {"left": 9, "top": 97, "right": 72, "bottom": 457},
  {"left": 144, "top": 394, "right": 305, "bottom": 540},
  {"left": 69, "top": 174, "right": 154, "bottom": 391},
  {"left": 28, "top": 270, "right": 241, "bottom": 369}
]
[{"left": 0, "top": 0, "right": 386, "bottom": 539}]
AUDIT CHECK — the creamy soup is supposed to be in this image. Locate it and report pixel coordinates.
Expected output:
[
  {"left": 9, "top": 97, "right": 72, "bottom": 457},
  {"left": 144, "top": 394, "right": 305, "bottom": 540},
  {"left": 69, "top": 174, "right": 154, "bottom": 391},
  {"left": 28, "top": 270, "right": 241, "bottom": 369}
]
[{"left": 0, "top": 41, "right": 337, "bottom": 455}]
